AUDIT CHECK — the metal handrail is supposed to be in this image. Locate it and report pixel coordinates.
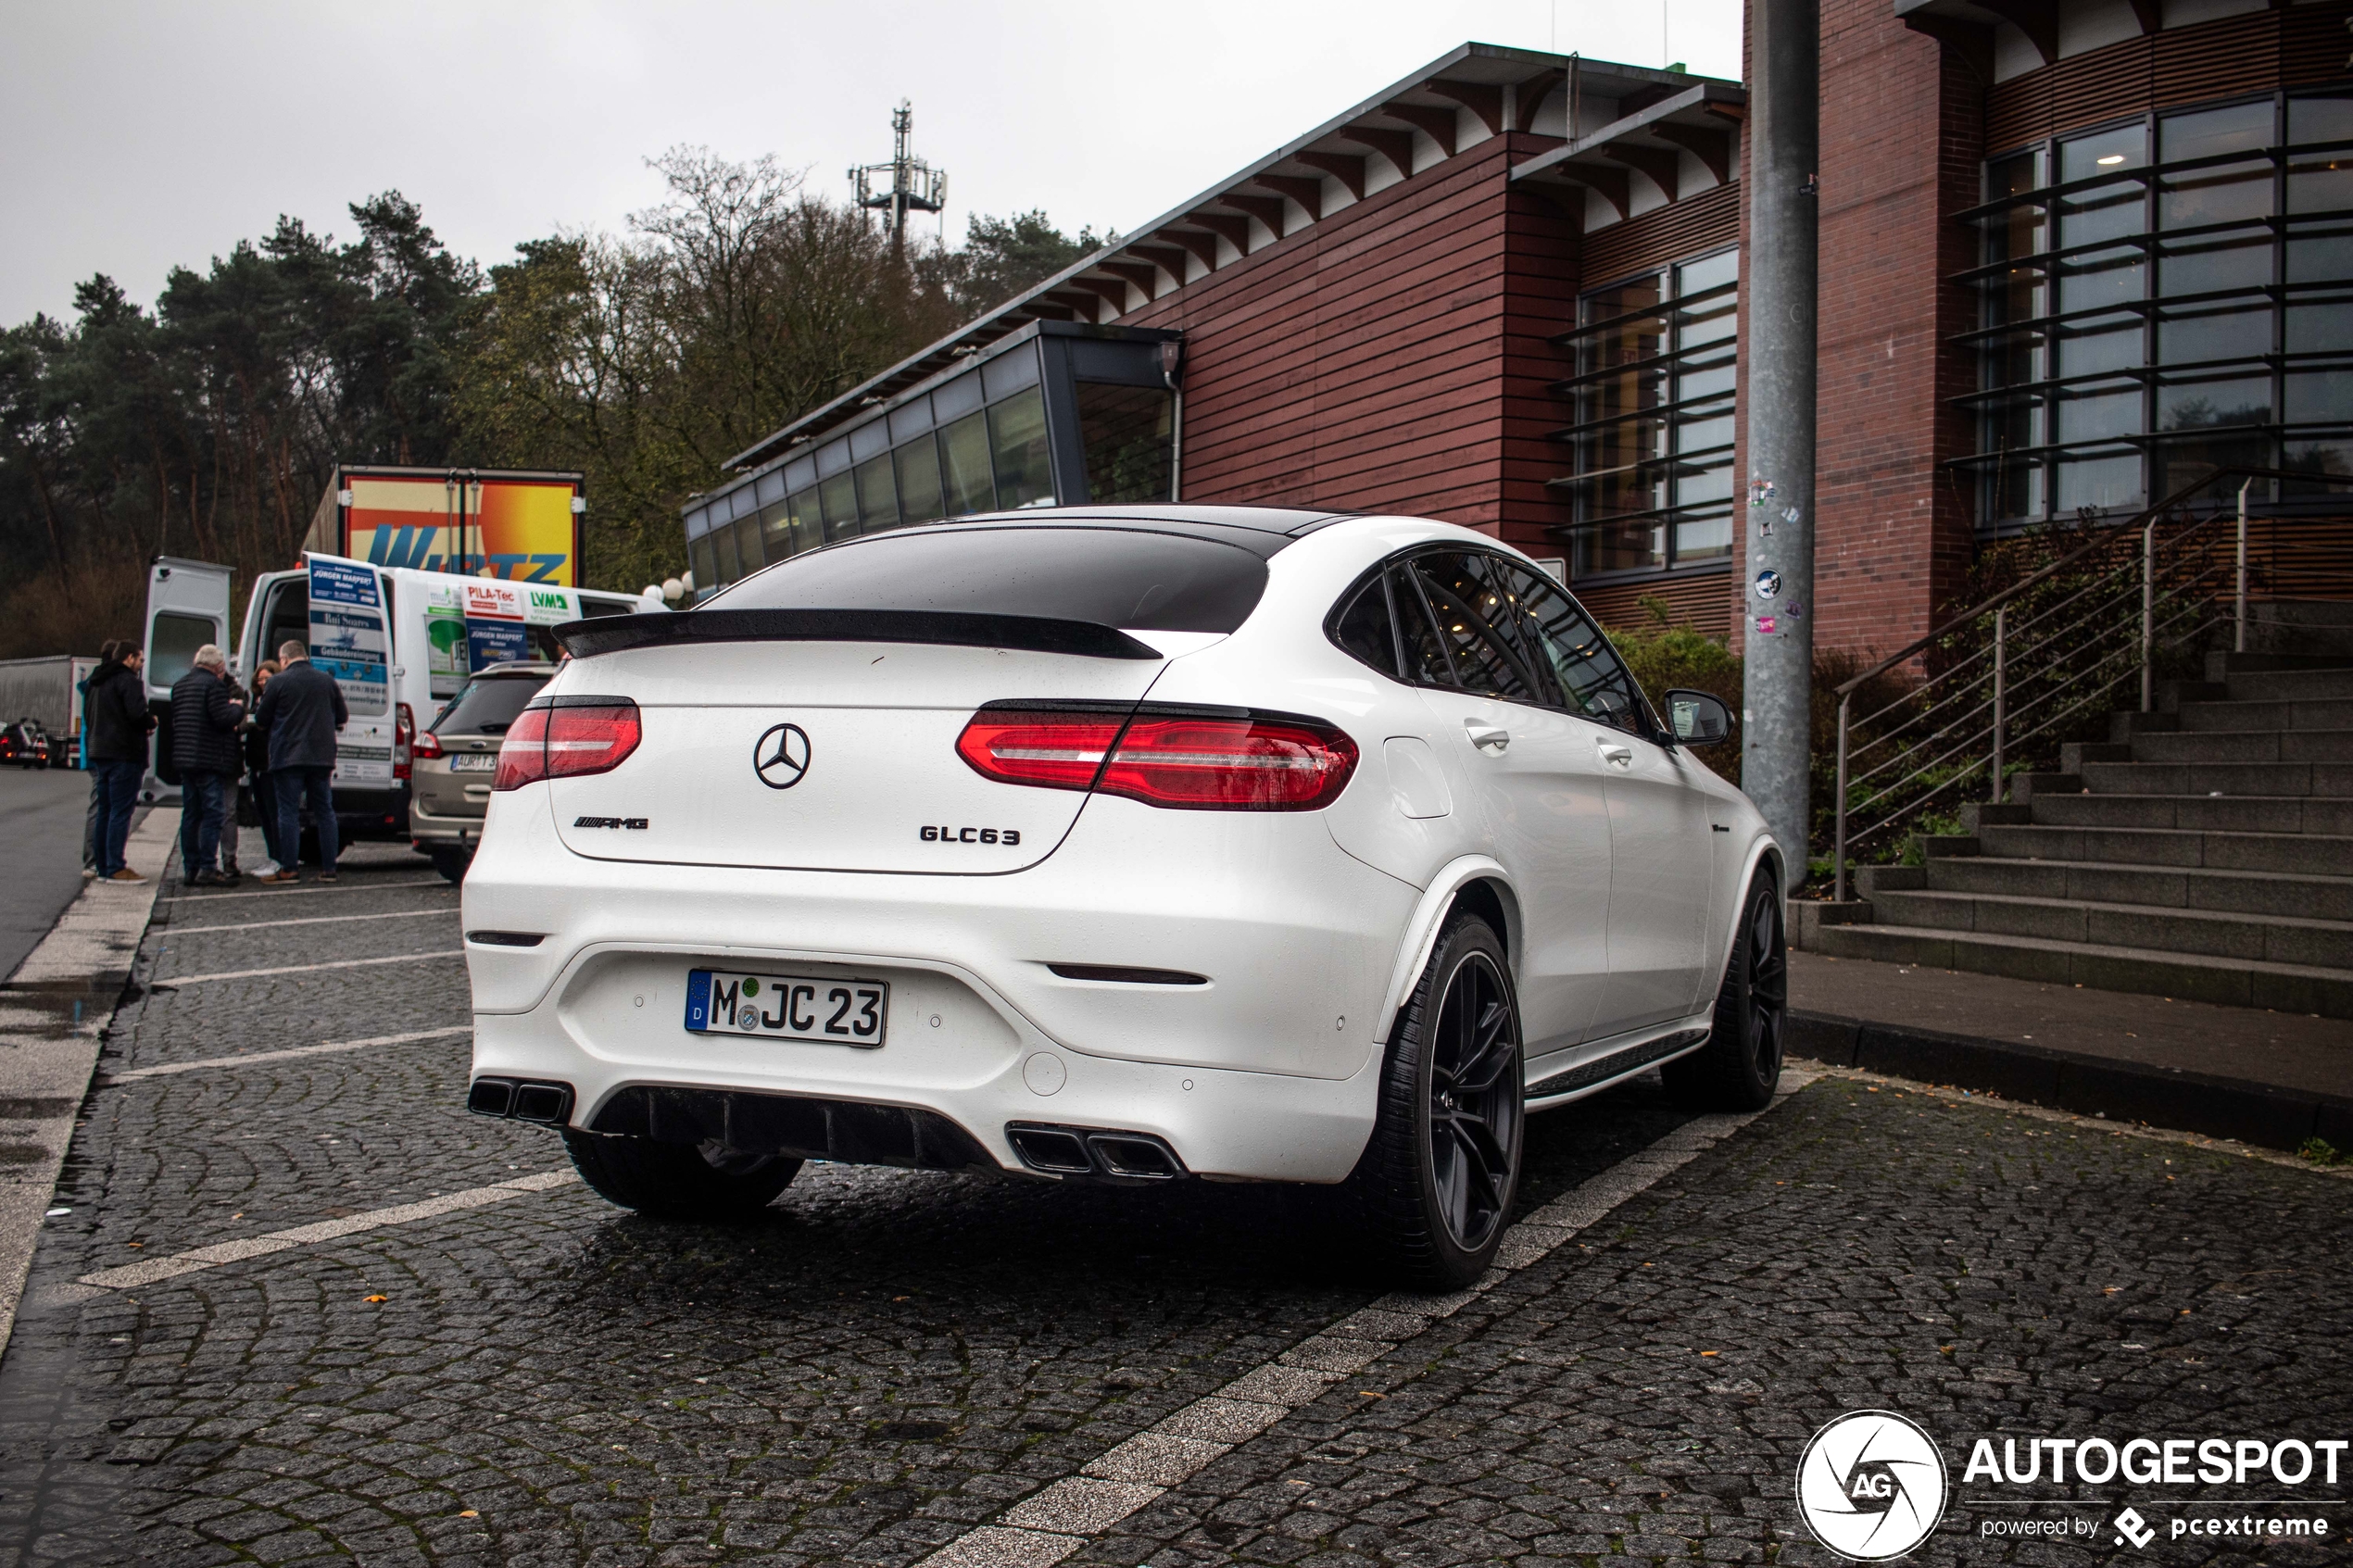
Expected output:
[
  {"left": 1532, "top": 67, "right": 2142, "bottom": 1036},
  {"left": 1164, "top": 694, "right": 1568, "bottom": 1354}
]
[{"left": 1830, "top": 466, "right": 2353, "bottom": 900}]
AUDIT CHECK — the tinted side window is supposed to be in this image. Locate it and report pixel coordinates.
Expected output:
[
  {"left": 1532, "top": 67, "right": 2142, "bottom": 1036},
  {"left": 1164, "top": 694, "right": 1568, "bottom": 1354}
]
[
  {"left": 1328, "top": 574, "right": 1399, "bottom": 676},
  {"left": 1410, "top": 552, "right": 1541, "bottom": 703},
  {"left": 711, "top": 526, "right": 1270, "bottom": 633},
  {"left": 1507, "top": 567, "right": 1645, "bottom": 729},
  {"left": 1388, "top": 564, "right": 1458, "bottom": 686}
]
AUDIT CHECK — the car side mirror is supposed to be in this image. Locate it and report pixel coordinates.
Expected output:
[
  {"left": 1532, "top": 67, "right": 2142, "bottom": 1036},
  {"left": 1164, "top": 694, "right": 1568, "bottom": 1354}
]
[{"left": 1665, "top": 689, "right": 1732, "bottom": 746}]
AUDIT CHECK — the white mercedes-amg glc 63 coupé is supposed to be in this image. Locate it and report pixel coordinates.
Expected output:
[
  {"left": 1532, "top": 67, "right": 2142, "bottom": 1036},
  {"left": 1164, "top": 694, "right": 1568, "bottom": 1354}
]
[{"left": 462, "top": 506, "right": 1786, "bottom": 1286}]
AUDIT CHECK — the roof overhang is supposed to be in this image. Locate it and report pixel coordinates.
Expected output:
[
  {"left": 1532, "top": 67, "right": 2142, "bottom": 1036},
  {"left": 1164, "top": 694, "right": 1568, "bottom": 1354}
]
[
  {"left": 724, "top": 43, "right": 1728, "bottom": 473},
  {"left": 1507, "top": 79, "right": 1747, "bottom": 220}
]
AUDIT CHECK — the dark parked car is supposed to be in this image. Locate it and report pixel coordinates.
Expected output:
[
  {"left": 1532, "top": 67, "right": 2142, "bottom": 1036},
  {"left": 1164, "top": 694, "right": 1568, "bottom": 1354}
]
[{"left": 0, "top": 717, "right": 55, "bottom": 769}]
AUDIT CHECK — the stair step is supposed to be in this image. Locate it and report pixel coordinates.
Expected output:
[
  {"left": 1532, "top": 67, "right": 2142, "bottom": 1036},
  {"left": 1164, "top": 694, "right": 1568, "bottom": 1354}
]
[
  {"left": 1869, "top": 889, "right": 2353, "bottom": 968},
  {"left": 1979, "top": 822, "right": 2353, "bottom": 875},
  {"left": 2223, "top": 667, "right": 2353, "bottom": 703},
  {"left": 2129, "top": 728, "right": 2353, "bottom": 764},
  {"left": 1808, "top": 923, "right": 2353, "bottom": 1020},
  {"left": 2025, "top": 794, "right": 2353, "bottom": 836},
  {"left": 2205, "top": 650, "right": 2353, "bottom": 679},
  {"left": 2178, "top": 696, "right": 2353, "bottom": 733},
  {"left": 1925, "top": 855, "right": 2353, "bottom": 922},
  {"left": 2076, "top": 759, "right": 2353, "bottom": 797}
]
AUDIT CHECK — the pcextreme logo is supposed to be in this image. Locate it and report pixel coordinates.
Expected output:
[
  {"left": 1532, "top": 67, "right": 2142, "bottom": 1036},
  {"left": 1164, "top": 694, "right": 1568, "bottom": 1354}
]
[{"left": 1797, "top": 1411, "right": 1950, "bottom": 1560}]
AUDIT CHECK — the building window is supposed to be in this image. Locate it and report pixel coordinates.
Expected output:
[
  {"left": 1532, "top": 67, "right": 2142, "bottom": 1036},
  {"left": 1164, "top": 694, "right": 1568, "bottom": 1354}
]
[
  {"left": 1076, "top": 383, "right": 1176, "bottom": 503},
  {"left": 1550, "top": 247, "right": 1739, "bottom": 578},
  {"left": 1962, "top": 89, "right": 2353, "bottom": 529},
  {"left": 682, "top": 330, "right": 1180, "bottom": 588}
]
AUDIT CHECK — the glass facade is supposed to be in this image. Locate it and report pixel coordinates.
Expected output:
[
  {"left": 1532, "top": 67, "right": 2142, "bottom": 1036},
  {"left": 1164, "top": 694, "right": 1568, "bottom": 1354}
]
[
  {"left": 1963, "top": 89, "right": 2353, "bottom": 528},
  {"left": 683, "top": 326, "right": 1179, "bottom": 594},
  {"left": 1551, "top": 247, "right": 1739, "bottom": 578}
]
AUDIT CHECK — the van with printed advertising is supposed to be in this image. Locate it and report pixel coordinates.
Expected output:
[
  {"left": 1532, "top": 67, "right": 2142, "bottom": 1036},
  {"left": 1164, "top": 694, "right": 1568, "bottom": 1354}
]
[{"left": 141, "top": 551, "right": 646, "bottom": 841}]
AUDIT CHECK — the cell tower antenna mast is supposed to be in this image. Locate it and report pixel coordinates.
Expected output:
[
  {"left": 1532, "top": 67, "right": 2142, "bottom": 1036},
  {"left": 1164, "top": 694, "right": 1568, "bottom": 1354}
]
[{"left": 850, "top": 99, "right": 946, "bottom": 258}]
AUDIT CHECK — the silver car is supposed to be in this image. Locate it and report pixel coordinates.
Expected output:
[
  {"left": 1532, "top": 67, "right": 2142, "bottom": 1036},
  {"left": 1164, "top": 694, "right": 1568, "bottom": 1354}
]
[{"left": 411, "top": 663, "right": 554, "bottom": 882}]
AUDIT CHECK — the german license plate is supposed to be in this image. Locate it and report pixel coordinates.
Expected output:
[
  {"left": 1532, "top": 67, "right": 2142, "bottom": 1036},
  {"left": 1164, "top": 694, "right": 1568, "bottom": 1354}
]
[
  {"left": 686, "top": 970, "right": 887, "bottom": 1047},
  {"left": 448, "top": 753, "right": 497, "bottom": 772}
]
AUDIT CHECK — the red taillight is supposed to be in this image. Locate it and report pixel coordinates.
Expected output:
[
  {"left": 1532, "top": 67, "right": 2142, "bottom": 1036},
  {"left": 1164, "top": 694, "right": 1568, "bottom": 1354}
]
[
  {"left": 956, "top": 706, "right": 1357, "bottom": 811},
  {"left": 412, "top": 730, "right": 445, "bottom": 760},
  {"left": 493, "top": 699, "right": 640, "bottom": 791},
  {"left": 954, "top": 709, "right": 1129, "bottom": 793},
  {"left": 394, "top": 703, "right": 415, "bottom": 781}
]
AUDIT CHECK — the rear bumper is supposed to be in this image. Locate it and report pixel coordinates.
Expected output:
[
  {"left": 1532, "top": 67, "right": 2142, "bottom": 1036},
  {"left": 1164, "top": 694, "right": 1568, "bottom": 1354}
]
[
  {"left": 332, "top": 784, "right": 411, "bottom": 839},
  {"left": 461, "top": 784, "right": 1417, "bottom": 1182},
  {"left": 409, "top": 792, "right": 485, "bottom": 846}
]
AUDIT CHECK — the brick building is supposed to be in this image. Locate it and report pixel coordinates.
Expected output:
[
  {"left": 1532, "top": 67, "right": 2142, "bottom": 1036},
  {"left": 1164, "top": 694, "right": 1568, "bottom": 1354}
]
[{"left": 683, "top": 0, "right": 2353, "bottom": 664}]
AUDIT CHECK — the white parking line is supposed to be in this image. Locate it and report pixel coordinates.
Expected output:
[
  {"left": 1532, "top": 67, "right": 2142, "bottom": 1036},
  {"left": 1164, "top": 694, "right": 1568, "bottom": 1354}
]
[
  {"left": 161, "top": 877, "right": 449, "bottom": 904},
  {"left": 76, "top": 1170, "right": 576, "bottom": 1290},
  {"left": 151, "top": 950, "right": 467, "bottom": 988},
  {"left": 913, "top": 1070, "right": 1821, "bottom": 1568},
  {"left": 172, "top": 908, "right": 459, "bottom": 936},
  {"left": 107, "top": 1025, "right": 473, "bottom": 1082}
]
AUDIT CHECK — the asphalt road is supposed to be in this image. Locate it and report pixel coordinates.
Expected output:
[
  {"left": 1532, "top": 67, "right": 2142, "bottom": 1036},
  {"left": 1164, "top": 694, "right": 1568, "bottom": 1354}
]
[
  {"left": 0, "top": 767, "right": 95, "bottom": 982},
  {"left": 0, "top": 848, "right": 2347, "bottom": 1565}
]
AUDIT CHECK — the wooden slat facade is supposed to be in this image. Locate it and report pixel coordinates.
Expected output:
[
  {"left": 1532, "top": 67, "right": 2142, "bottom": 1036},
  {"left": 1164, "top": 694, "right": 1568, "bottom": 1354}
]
[
  {"left": 1984, "top": 3, "right": 2353, "bottom": 156},
  {"left": 1116, "top": 133, "right": 1587, "bottom": 532}
]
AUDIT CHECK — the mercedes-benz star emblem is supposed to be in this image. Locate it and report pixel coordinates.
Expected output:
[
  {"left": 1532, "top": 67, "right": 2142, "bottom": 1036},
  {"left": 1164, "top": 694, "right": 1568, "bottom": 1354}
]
[{"left": 752, "top": 722, "right": 812, "bottom": 789}]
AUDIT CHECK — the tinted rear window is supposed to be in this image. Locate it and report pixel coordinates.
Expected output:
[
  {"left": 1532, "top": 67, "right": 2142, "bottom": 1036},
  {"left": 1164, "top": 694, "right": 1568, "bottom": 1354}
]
[
  {"left": 433, "top": 674, "right": 550, "bottom": 735},
  {"left": 710, "top": 526, "right": 1270, "bottom": 633}
]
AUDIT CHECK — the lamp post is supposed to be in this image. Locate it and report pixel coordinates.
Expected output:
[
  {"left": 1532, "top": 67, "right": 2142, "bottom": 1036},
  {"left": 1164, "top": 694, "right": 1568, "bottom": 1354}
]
[{"left": 1743, "top": 0, "right": 1820, "bottom": 883}]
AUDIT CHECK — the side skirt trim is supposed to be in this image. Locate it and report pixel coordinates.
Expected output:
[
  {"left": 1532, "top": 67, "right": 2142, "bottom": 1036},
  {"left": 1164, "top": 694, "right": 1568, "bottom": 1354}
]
[{"left": 1524, "top": 1026, "right": 1710, "bottom": 1107}]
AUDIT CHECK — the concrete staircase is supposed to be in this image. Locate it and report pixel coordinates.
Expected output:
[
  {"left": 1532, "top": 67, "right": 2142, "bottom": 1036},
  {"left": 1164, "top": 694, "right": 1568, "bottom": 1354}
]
[{"left": 1812, "top": 603, "right": 2353, "bottom": 1021}]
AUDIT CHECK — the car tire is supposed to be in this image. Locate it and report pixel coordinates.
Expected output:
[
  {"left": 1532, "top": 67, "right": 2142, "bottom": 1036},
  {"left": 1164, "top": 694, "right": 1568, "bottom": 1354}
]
[
  {"left": 1348, "top": 912, "right": 1524, "bottom": 1290},
  {"left": 560, "top": 1129, "right": 801, "bottom": 1221},
  {"left": 429, "top": 846, "right": 471, "bottom": 884},
  {"left": 1663, "top": 869, "right": 1787, "bottom": 1112}
]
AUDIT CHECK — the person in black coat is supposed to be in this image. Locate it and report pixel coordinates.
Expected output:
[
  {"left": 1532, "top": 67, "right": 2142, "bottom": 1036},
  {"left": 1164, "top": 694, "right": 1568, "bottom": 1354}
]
[
  {"left": 252, "top": 641, "right": 348, "bottom": 882},
  {"left": 170, "top": 646, "right": 245, "bottom": 886},
  {"left": 243, "top": 659, "right": 283, "bottom": 872},
  {"left": 84, "top": 642, "right": 155, "bottom": 882}
]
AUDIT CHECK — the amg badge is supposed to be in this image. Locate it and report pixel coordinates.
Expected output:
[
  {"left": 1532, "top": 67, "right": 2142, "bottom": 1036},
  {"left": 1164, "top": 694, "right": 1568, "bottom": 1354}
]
[{"left": 573, "top": 816, "right": 649, "bottom": 830}]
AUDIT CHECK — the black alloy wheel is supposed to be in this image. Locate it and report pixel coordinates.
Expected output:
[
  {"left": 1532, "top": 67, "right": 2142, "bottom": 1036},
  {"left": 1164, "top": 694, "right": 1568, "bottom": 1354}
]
[
  {"left": 1350, "top": 912, "right": 1525, "bottom": 1288},
  {"left": 1428, "top": 948, "right": 1522, "bottom": 1254},
  {"left": 1664, "top": 871, "right": 1787, "bottom": 1112}
]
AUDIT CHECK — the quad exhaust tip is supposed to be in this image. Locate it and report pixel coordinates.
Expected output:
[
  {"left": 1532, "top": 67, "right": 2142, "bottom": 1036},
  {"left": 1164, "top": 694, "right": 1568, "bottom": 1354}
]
[
  {"left": 1005, "top": 1122, "right": 1187, "bottom": 1181},
  {"left": 468, "top": 1076, "right": 575, "bottom": 1126}
]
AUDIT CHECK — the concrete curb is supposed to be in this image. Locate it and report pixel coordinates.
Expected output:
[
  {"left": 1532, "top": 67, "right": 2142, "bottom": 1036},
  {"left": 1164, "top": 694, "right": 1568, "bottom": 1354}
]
[
  {"left": 0, "top": 809, "right": 178, "bottom": 1355},
  {"left": 1790, "top": 1008, "right": 2353, "bottom": 1153}
]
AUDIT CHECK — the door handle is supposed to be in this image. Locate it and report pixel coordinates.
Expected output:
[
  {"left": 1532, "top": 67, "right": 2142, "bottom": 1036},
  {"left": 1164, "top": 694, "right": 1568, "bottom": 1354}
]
[
  {"left": 1596, "top": 740, "right": 1635, "bottom": 767},
  {"left": 1465, "top": 721, "right": 1511, "bottom": 754}
]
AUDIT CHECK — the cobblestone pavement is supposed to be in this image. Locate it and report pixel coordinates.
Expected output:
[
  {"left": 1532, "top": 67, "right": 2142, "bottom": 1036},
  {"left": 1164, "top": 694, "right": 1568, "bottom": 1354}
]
[{"left": 0, "top": 845, "right": 2347, "bottom": 1566}]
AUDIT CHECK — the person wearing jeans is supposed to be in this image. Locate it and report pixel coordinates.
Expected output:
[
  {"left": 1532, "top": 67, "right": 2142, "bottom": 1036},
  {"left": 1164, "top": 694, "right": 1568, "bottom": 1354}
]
[
  {"left": 252, "top": 639, "right": 346, "bottom": 883},
  {"left": 82, "top": 643, "right": 155, "bottom": 882},
  {"left": 170, "top": 644, "right": 245, "bottom": 886}
]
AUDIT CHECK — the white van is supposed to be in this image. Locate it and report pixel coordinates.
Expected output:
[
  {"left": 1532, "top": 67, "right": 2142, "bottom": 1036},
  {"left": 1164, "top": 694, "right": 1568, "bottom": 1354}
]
[{"left": 143, "top": 551, "right": 647, "bottom": 845}]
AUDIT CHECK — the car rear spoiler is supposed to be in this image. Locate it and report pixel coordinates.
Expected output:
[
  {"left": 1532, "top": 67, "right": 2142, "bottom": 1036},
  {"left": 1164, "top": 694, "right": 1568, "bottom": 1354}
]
[{"left": 552, "top": 608, "right": 1162, "bottom": 661}]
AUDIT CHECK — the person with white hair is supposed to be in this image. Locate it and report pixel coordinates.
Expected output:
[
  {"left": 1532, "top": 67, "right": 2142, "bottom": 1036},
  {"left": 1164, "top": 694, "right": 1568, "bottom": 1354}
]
[{"left": 169, "top": 642, "right": 245, "bottom": 887}]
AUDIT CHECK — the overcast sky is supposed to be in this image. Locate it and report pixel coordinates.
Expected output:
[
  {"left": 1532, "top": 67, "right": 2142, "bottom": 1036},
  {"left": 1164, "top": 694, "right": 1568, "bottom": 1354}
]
[{"left": 1, "top": 0, "right": 1743, "bottom": 327}]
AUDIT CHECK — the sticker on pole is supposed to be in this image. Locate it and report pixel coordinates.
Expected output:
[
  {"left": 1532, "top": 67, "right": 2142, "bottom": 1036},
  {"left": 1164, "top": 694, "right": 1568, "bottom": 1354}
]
[{"left": 1754, "top": 569, "right": 1782, "bottom": 600}]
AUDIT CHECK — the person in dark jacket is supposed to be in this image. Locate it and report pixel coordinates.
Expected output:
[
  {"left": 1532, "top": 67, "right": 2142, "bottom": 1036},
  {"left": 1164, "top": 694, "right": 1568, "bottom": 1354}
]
[
  {"left": 84, "top": 642, "right": 155, "bottom": 883},
  {"left": 243, "top": 659, "right": 283, "bottom": 872},
  {"left": 81, "top": 642, "right": 115, "bottom": 879},
  {"left": 252, "top": 640, "right": 347, "bottom": 883},
  {"left": 170, "top": 645, "right": 245, "bottom": 886}
]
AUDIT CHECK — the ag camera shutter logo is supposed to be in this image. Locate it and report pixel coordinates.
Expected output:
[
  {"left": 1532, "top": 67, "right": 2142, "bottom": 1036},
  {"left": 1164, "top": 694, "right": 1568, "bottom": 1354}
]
[{"left": 1797, "top": 1411, "right": 1949, "bottom": 1560}]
